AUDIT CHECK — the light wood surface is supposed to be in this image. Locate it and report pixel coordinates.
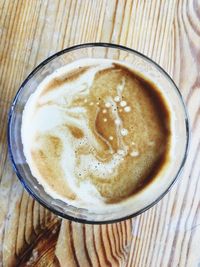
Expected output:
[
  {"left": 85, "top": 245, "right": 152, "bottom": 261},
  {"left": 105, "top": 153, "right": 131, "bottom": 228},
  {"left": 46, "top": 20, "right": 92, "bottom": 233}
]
[{"left": 0, "top": 0, "right": 199, "bottom": 266}]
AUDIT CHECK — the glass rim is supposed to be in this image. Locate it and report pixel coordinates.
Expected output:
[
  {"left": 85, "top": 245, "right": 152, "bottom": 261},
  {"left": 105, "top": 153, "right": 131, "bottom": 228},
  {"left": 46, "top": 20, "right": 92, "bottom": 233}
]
[{"left": 7, "top": 42, "right": 190, "bottom": 224}]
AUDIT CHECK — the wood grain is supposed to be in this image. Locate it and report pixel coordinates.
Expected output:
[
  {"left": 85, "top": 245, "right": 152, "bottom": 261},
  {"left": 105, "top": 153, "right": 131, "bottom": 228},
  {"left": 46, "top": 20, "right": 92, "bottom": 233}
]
[{"left": 0, "top": 0, "right": 199, "bottom": 266}]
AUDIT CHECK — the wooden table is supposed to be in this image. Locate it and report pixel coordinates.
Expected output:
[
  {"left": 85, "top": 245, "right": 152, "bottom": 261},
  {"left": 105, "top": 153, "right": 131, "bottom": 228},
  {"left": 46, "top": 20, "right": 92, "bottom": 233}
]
[{"left": 0, "top": 0, "right": 199, "bottom": 266}]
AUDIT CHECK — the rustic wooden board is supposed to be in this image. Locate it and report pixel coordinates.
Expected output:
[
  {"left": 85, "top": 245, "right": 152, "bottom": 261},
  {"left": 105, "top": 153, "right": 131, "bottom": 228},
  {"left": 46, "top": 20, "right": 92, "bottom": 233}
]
[{"left": 0, "top": 0, "right": 199, "bottom": 266}]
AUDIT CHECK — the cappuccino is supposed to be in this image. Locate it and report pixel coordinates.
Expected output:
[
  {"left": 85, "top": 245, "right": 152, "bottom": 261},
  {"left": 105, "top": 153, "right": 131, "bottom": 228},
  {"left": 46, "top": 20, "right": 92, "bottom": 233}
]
[{"left": 21, "top": 59, "right": 172, "bottom": 212}]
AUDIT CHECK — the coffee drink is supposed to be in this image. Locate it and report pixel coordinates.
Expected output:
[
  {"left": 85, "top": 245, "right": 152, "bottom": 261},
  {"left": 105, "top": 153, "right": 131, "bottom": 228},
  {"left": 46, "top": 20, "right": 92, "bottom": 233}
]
[{"left": 21, "top": 59, "right": 172, "bottom": 212}]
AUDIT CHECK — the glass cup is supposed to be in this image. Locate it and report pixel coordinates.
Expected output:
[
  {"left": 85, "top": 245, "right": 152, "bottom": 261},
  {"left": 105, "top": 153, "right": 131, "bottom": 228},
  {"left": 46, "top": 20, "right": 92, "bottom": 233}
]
[{"left": 8, "top": 43, "right": 189, "bottom": 224}]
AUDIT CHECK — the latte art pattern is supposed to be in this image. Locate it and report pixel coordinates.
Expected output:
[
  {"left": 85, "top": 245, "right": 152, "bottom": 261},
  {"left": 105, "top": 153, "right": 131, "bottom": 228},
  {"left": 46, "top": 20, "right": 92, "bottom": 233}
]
[{"left": 21, "top": 59, "right": 171, "bottom": 210}]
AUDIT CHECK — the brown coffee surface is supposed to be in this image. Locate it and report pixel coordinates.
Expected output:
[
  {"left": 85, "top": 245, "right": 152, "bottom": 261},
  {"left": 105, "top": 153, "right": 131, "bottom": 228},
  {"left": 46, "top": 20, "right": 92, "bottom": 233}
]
[{"left": 27, "top": 62, "right": 171, "bottom": 204}]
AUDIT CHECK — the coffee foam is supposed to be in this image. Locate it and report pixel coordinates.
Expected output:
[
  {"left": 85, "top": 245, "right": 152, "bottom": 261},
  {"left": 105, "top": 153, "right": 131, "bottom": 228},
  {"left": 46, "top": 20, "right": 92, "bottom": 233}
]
[{"left": 21, "top": 58, "right": 175, "bottom": 213}]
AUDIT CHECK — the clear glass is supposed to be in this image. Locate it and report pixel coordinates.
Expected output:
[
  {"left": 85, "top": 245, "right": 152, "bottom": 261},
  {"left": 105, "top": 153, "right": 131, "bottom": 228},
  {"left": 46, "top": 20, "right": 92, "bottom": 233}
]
[{"left": 8, "top": 43, "right": 189, "bottom": 224}]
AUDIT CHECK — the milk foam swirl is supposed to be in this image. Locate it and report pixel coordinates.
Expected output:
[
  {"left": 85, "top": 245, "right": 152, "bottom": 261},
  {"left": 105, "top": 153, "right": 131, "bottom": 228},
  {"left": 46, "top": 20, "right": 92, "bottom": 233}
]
[{"left": 21, "top": 59, "right": 171, "bottom": 211}]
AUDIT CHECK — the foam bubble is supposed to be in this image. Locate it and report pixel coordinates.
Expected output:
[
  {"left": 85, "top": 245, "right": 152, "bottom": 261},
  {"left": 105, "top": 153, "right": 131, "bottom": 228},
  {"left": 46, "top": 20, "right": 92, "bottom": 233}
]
[
  {"left": 121, "top": 128, "right": 128, "bottom": 136},
  {"left": 130, "top": 150, "right": 139, "bottom": 157},
  {"left": 105, "top": 102, "right": 111, "bottom": 108},
  {"left": 114, "top": 96, "right": 121, "bottom": 102},
  {"left": 124, "top": 106, "right": 131, "bottom": 112},
  {"left": 120, "top": 101, "right": 127, "bottom": 107}
]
